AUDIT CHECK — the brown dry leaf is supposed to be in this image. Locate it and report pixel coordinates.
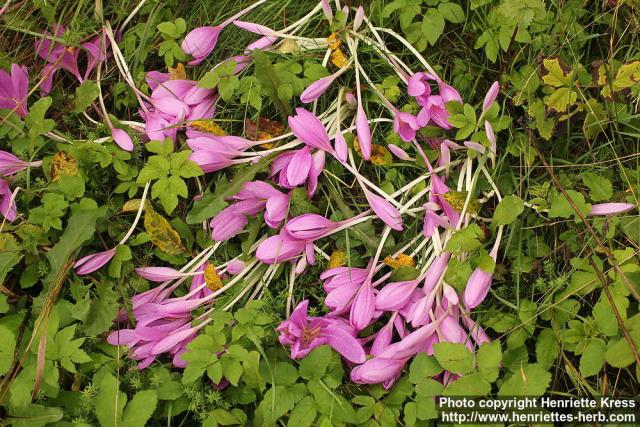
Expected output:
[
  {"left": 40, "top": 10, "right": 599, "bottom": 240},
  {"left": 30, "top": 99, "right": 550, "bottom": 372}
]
[
  {"left": 190, "top": 120, "right": 226, "bottom": 135},
  {"left": 169, "top": 63, "right": 187, "bottom": 80},
  {"left": 121, "top": 199, "right": 144, "bottom": 213},
  {"left": 384, "top": 253, "right": 416, "bottom": 269},
  {"left": 327, "top": 250, "right": 347, "bottom": 269},
  {"left": 50, "top": 152, "right": 78, "bottom": 181},
  {"left": 204, "top": 264, "right": 222, "bottom": 291},
  {"left": 144, "top": 208, "right": 186, "bottom": 255},
  {"left": 245, "top": 117, "right": 285, "bottom": 149}
]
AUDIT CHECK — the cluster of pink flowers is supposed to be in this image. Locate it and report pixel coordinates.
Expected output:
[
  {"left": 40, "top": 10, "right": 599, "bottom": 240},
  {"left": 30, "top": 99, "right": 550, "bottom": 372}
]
[{"left": 6, "top": 0, "right": 637, "bottom": 389}]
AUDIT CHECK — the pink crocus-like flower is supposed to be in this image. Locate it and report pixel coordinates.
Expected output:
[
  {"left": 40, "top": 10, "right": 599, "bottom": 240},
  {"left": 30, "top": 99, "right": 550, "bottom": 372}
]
[
  {"left": 393, "top": 110, "right": 421, "bottom": 142},
  {"left": 363, "top": 188, "right": 403, "bottom": 231},
  {"left": 483, "top": 81, "right": 500, "bottom": 112},
  {"left": 209, "top": 181, "right": 289, "bottom": 241},
  {"left": 0, "top": 150, "right": 42, "bottom": 176},
  {"left": 407, "top": 72, "right": 434, "bottom": 104},
  {"left": 182, "top": 2, "right": 266, "bottom": 65},
  {"left": 288, "top": 108, "right": 334, "bottom": 152},
  {"left": 270, "top": 147, "right": 325, "bottom": 196},
  {"left": 35, "top": 26, "right": 108, "bottom": 93},
  {"left": 349, "top": 281, "right": 376, "bottom": 330},
  {"left": 321, "top": 266, "right": 370, "bottom": 315},
  {"left": 422, "top": 201, "right": 448, "bottom": 237},
  {"left": 110, "top": 127, "right": 134, "bottom": 152},
  {"left": 0, "top": 178, "right": 17, "bottom": 222},
  {"left": 588, "top": 202, "right": 636, "bottom": 216},
  {"left": 334, "top": 133, "right": 348, "bottom": 163},
  {"left": 417, "top": 95, "right": 452, "bottom": 129},
  {"left": 136, "top": 266, "right": 186, "bottom": 282},
  {"left": 277, "top": 300, "right": 366, "bottom": 363},
  {"left": 463, "top": 244, "right": 499, "bottom": 309},
  {"left": 256, "top": 231, "right": 308, "bottom": 264},
  {"left": 284, "top": 214, "right": 339, "bottom": 240},
  {"left": 0, "top": 64, "right": 29, "bottom": 117},
  {"left": 356, "top": 106, "right": 372, "bottom": 160},
  {"left": 74, "top": 247, "right": 117, "bottom": 275}
]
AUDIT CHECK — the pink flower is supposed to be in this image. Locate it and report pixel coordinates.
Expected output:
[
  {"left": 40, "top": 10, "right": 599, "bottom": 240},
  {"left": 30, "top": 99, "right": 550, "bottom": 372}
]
[
  {"left": 588, "top": 202, "right": 635, "bottom": 216},
  {"left": 321, "top": 266, "right": 370, "bottom": 314},
  {"left": 417, "top": 95, "right": 452, "bottom": 129},
  {"left": 483, "top": 81, "right": 500, "bottom": 112},
  {"left": 437, "top": 79, "right": 463, "bottom": 104},
  {"left": 270, "top": 148, "right": 325, "bottom": 196},
  {"left": 463, "top": 245, "right": 498, "bottom": 309},
  {"left": 393, "top": 110, "right": 420, "bottom": 142},
  {"left": 110, "top": 127, "right": 134, "bottom": 152},
  {"left": 375, "top": 279, "right": 421, "bottom": 311},
  {"left": 422, "top": 201, "right": 448, "bottom": 237},
  {"left": 256, "top": 232, "right": 308, "bottom": 264},
  {"left": 74, "top": 247, "right": 117, "bottom": 275},
  {"left": 334, "top": 133, "right": 348, "bottom": 163},
  {"left": 387, "top": 144, "right": 411, "bottom": 161},
  {"left": 0, "top": 64, "right": 29, "bottom": 117},
  {"left": 182, "top": 26, "right": 223, "bottom": 65},
  {"left": 210, "top": 181, "right": 289, "bottom": 241},
  {"left": 300, "top": 74, "right": 338, "bottom": 104},
  {"left": 0, "top": 150, "right": 41, "bottom": 176},
  {"left": 407, "top": 72, "right": 434, "bottom": 104},
  {"left": 284, "top": 214, "right": 339, "bottom": 240},
  {"left": 364, "top": 188, "right": 403, "bottom": 231},
  {"left": 485, "top": 121, "right": 496, "bottom": 155},
  {"left": 288, "top": 108, "right": 334, "bottom": 152},
  {"left": 277, "top": 300, "right": 366, "bottom": 363},
  {"left": 136, "top": 267, "right": 185, "bottom": 282},
  {"left": 356, "top": 106, "right": 372, "bottom": 160},
  {"left": 0, "top": 178, "right": 17, "bottom": 222},
  {"left": 349, "top": 282, "right": 375, "bottom": 330},
  {"left": 182, "top": 2, "right": 266, "bottom": 65}
]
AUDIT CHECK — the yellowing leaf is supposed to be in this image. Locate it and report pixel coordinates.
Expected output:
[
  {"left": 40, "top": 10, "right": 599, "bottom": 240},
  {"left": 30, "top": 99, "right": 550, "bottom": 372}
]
[
  {"left": 327, "top": 33, "right": 340, "bottom": 50},
  {"left": 442, "top": 191, "right": 481, "bottom": 214},
  {"left": 169, "top": 63, "right": 186, "bottom": 80},
  {"left": 541, "top": 58, "right": 574, "bottom": 87},
  {"left": 330, "top": 48, "right": 348, "bottom": 68},
  {"left": 144, "top": 208, "right": 186, "bottom": 255},
  {"left": 190, "top": 120, "right": 226, "bottom": 135},
  {"left": 50, "top": 152, "right": 78, "bottom": 181},
  {"left": 121, "top": 199, "right": 144, "bottom": 212},
  {"left": 327, "top": 250, "right": 346, "bottom": 269},
  {"left": 204, "top": 264, "right": 222, "bottom": 291},
  {"left": 544, "top": 87, "right": 577, "bottom": 113},
  {"left": 278, "top": 39, "right": 300, "bottom": 54},
  {"left": 353, "top": 139, "right": 391, "bottom": 165},
  {"left": 384, "top": 253, "right": 416, "bottom": 269},
  {"left": 612, "top": 61, "right": 640, "bottom": 91}
]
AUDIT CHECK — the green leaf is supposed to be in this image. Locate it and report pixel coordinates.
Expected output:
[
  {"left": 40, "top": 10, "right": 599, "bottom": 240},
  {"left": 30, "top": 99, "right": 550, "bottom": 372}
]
[
  {"left": 433, "top": 342, "right": 474, "bottom": 375},
  {"left": 477, "top": 340, "right": 502, "bottom": 382},
  {"left": 605, "top": 336, "right": 637, "bottom": 368},
  {"left": 498, "top": 364, "right": 551, "bottom": 396},
  {"left": 253, "top": 50, "right": 291, "bottom": 116},
  {"left": 6, "top": 404, "right": 63, "bottom": 427},
  {"left": 582, "top": 172, "right": 613, "bottom": 202},
  {"left": 26, "top": 97, "right": 55, "bottom": 137},
  {"left": 535, "top": 328, "right": 559, "bottom": 367},
  {"left": 444, "top": 224, "right": 484, "bottom": 253},
  {"left": 548, "top": 190, "right": 591, "bottom": 219},
  {"left": 287, "top": 396, "right": 317, "bottom": 427},
  {"left": 443, "top": 373, "right": 491, "bottom": 396},
  {"left": 408, "top": 353, "right": 443, "bottom": 383},
  {"left": 73, "top": 81, "right": 100, "bottom": 113},
  {"left": 544, "top": 87, "right": 577, "bottom": 113},
  {"left": 123, "top": 390, "right": 158, "bottom": 427},
  {"left": 493, "top": 195, "right": 524, "bottom": 226},
  {"left": 299, "top": 345, "right": 331, "bottom": 380},
  {"left": 421, "top": 9, "right": 445, "bottom": 45},
  {"left": 95, "top": 373, "right": 127, "bottom": 427},
  {"left": 438, "top": 2, "right": 465, "bottom": 23},
  {"left": 580, "top": 338, "right": 606, "bottom": 377},
  {"left": 186, "top": 159, "right": 268, "bottom": 224},
  {"left": 44, "top": 201, "right": 107, "bottom": 290},
  {"left": 0, "top": 234, "right": 23, "bottom": 285}
]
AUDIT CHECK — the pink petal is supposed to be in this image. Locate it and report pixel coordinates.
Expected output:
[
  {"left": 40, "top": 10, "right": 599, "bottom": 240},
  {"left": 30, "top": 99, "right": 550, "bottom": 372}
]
[
  {"left": 482, "top": 81, "right": 500, "bottom": 112},
  {"left": 356, "top": 106, "right": 372, "bottom": 160},
  {"left": 74, "top": 247, "right": 117, "bottom": 275},
  {"left": 181, "top": 26, "right": 222, "bottom": 65},
  {"left": 286, "top": 146, "right": 313, "bottom": 186},
  {"left": 588, "top": 203, "right": 636, "bottom": 216},
  {"left": 136, "top": 267, "right": 183, "bottom": 282},
  {"left": 364, "top": 189, "right": 403, "bottom": 231},
  {"left": 111, "top": 127, "right": 134, "bottom": 151}
]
